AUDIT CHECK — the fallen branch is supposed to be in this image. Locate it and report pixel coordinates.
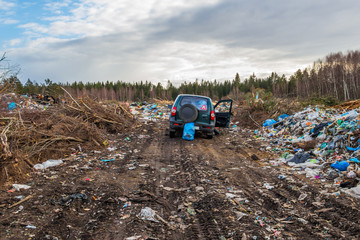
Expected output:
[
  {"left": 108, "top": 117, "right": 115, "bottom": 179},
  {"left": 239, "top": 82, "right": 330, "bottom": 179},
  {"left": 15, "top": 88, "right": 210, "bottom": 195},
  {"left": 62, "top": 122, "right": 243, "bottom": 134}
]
[
  {"left": 1, "top": 118, "right": 14, "bottom": 157},
  {"left": 61, "top": 87, "right": 81, "bottom": 108},
  {"left": 8, "top": 195, "right": 33, "bottom": 209},
  {"left": 80, "top": 99, "right": 92, "bottom": 111},
  {"left": 247, "top": 111, "right": 262, "bottom": 128},
  {"left": 118, "top": 104, "right": 133, "bottom": 119},
  {"left": 156, "top": 214, "right": 175, "bottom": 229}
]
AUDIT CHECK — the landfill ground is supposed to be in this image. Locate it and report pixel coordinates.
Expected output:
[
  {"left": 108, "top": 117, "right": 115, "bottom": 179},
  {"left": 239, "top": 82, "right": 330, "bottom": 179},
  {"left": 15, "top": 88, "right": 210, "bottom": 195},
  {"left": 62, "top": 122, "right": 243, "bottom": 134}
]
[{"left": 1, "top": 119, "right": 360, "bottom": 240}]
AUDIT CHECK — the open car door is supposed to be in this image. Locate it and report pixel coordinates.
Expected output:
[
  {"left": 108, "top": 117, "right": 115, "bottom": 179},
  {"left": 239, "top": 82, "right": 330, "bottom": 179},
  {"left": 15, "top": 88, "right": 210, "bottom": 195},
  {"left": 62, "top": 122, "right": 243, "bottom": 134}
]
[{"left": 214, "top": 100, "right": 232, "bottom": 127}]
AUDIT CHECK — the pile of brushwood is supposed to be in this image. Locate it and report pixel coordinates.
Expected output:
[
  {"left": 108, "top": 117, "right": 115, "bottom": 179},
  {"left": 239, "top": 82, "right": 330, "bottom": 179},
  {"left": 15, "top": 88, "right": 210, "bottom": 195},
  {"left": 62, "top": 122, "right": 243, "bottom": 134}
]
[
  {"left": 0, "top": 95, "right": 136, "bottom": 186},
  {"left": 232, "top": 98, "right": 302, "bottom": 129}
]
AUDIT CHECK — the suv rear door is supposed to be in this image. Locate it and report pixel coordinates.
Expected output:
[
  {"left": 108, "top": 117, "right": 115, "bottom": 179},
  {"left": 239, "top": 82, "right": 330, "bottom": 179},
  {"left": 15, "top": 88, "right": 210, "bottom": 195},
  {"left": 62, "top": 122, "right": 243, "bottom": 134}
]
[
  {"left": 214, "top": 100, "right": 232, "bottom": 127},
  {"left": 178, "top": 96, "right": 210, "bottom": 124}
]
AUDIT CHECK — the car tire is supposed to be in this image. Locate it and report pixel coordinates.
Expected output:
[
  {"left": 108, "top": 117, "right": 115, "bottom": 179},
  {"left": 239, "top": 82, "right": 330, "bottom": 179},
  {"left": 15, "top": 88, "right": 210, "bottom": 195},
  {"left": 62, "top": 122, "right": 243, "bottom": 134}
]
[
  {"left": 179, "top": 104, "right": 198, "bottom": 123},
  {"left": 169, "top": 130, "right": 176, "bottom": 138}
]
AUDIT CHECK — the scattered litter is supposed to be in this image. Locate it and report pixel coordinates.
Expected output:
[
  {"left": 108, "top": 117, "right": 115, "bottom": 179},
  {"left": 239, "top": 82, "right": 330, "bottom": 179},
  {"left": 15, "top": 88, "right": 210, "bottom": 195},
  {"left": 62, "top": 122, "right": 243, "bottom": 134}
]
[
  {"left": 59, "top": 193, "right": 88, "bottom": 206},
  {"left": 342, "top": 185, "right": 360, "bottom": 198},
  {"left": 14, "top": 205, "right": 24, "bottom": 214},
  {"left": 298, "top": 193, "right": 308, "bottom": 201},
  {"left": 297, "top": 218, "right": 308, "bottom": 225},
  {"left": 347, "top": 171, "right": 357, "bottom": 178},
  {"left": 234, "top": 211, "right": 248, "bottom": 220},
  {"left": 123, "top": 202, "right": 131, "bottom": 208},
  {"left": 26, "top": 224, "right": 37, "bottom": 229},
  {"left": 187, "top": 208, "right": 196, "bottom": 215},
  {"left": 264, "top": 183, "right": 274, "bottom": 190},
  {"left": 8, "top": 102, "right": 16, "bottom": 111},
  {"left": 138, "top": 207, "right": 159, "bottom": 222},
  {"left": 12, "top": 184, "right": 31, "bottom": 191},
  {"left": 34, "top": 159, "right": 63, "bottom": 170},
  {"left": 331, "top": 161, "right": 349, "bottom": 171},
  {"left": 125, "top": 236, "right": 143, "bottom": 240},
  {"left": 162, "top": 186, "right": 189, "bottom": 192},
  {"left": 101, "top": 158, "right": 114, "bottom": 162}
]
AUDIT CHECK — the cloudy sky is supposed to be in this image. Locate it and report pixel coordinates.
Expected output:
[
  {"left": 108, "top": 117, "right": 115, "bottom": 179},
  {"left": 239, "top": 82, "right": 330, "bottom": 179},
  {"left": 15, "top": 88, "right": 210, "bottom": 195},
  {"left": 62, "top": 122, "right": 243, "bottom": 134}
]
[{"left": 1, "top": 0, "right": 359, "bottom": 85}]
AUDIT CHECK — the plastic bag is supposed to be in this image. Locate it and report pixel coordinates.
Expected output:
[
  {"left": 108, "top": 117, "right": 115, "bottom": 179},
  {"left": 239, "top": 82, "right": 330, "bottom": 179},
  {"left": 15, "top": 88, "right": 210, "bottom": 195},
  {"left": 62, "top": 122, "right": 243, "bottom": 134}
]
[
  {"left": 288, "top": 152, "right": 311, "bottom": 164},
  {"left": 307, "top": 112, "right": 319, "bottom": 120},
  {"left": 34, "top": 159, "right": 63, "bottom": 170},
  {"left": 12, "top": 184, "right": 31, "bottom": 191},
  {"left": 331, "top": 161, "right": 349, "bottom": 171},
  {"left": 336, "top": 110, "right": 359, "bottom": 120},
  {"left": 8, "top": 102, "right": 16, "bottom": 110},
  {"left": 263, "top": 119, "right": 277, "bottom": 127},
  {"left": 346, "top": 145, "right": 360, "bottom": 151},
  {"left": 183, "top": 122, "right": 195, "bottom": 141},
  {"left": 278, "top": 114, "right": 289, "bottom": 121},
  {"left": 139, "top": 207, "right": 159, "bottom": 222}
]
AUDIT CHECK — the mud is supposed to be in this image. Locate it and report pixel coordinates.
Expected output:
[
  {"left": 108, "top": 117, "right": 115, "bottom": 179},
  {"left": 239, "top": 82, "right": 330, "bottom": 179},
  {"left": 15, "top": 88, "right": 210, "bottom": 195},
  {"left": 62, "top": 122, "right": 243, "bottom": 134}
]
[{"left": 0, "top": 120, "right": 359, "bottom": 240}]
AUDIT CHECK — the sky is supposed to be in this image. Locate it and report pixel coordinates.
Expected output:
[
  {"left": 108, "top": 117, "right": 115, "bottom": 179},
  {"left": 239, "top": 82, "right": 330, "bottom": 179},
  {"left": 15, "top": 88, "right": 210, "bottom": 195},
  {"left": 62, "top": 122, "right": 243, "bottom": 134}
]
[{"left": 0, "top": 0, "right": 359, "bottom": 85}]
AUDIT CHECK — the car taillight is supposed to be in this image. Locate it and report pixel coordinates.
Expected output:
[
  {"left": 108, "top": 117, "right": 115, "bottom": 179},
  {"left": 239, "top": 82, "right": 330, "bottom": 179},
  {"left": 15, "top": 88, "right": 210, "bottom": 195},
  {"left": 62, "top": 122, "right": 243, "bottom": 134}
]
[
  {"left": 171, "top": 106, "right": 177, "bottom": 116},
  {"left": 210, "top": 110, "right": 215, "bottom": 120}
]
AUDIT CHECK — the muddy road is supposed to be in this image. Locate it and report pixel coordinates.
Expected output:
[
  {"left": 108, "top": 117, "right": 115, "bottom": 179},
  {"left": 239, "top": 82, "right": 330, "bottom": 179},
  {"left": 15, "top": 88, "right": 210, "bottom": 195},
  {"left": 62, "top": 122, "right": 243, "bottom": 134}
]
[{"left": 1, "top": 120, "right": 359, "bottom": 240}]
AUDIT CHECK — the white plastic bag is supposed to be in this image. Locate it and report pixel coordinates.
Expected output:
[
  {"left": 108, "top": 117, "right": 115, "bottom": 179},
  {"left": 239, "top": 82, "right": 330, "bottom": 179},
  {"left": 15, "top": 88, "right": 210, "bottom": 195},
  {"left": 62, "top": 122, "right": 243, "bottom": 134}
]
[
  {"left": 12, "top": 184, "right": 31, "bottom": 191},
  {"left": 138, "top": 207, "right": 159, "bottom": 222},
  {"left": 34, "top": 159, "right": 63, "bottom": 170}
]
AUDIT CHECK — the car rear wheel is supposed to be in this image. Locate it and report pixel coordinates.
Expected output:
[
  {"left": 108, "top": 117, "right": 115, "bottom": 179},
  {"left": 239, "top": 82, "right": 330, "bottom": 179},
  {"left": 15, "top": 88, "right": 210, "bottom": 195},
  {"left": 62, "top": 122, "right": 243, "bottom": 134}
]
[
  {"left": 179, "top": 104, "right": 198, "bottom": 123},
  {"left": 169, "top": 130, "right": 176, "bottom": 138}
]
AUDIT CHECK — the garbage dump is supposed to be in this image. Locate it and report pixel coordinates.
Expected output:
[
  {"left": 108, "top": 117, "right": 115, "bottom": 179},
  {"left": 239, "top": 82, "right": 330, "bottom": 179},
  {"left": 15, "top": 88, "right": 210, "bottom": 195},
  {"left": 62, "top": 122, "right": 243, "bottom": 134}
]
[
  {"left": 128, "top": 101, "right": 170, "bottom": 121},
  {"left": 256, "top": 104, "right": 360, "bottom": 197},
  {"left": 1, "top": 95, "right": 360, "bottom": 239}
]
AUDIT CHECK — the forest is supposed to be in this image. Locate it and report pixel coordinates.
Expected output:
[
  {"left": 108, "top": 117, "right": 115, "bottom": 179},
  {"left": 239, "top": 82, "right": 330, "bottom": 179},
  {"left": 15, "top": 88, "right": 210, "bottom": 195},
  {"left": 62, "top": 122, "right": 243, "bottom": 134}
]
[{"left": 2, "top": 50, "right": 360, "bottom": 102}]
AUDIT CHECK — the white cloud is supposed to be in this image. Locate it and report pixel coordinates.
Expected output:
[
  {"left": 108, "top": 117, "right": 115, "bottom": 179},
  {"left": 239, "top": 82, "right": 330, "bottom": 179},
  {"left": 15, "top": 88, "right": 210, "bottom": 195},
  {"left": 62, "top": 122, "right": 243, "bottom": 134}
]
[
  {"left": 44, "top": 0, "right": 71, "bottom": 14},
  {"left": 11, "top": 37, "right": 308, "bottom": 85},
  {"left": 20, "top": 0, "right": 222, "bottom": 38},
  {"left": 0, "top": 18, "right": 18, "bottom": 24},
  {"left": 0, "top": 0, "right": 15, "bottom": 10},
  {"left": 8, "top": 38, "right": 21, "bottom": 46}
]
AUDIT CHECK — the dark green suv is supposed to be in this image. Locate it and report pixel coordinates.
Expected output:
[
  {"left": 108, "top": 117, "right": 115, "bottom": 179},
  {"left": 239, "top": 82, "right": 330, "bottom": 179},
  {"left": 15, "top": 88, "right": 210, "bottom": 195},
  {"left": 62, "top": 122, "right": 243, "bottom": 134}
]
[{"left": 169, "top": 94, "right": 232, "bottom": 139}]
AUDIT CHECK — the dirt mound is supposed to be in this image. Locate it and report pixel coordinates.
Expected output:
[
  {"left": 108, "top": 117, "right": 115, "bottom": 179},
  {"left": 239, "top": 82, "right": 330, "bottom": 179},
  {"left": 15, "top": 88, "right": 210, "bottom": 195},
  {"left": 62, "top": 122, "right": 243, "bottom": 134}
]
[{"left": 0, "top": 96, "right": 137, "bottom": 187}]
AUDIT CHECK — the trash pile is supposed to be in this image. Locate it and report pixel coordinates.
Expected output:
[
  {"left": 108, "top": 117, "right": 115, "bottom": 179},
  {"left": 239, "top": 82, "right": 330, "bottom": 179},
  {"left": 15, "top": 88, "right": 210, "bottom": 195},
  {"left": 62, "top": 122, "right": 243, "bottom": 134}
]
[
  {"left": 0, "top": 94, "right": 136, "bottom": 186},
  {"left": 257, "top": 104, "right": 360, "bottom": 197},
  {"left": 129, "top": 101, "right": 170, "bottom": 121},
  {"left": 0, "top": 93, "right": 57, "bottom": 113}
]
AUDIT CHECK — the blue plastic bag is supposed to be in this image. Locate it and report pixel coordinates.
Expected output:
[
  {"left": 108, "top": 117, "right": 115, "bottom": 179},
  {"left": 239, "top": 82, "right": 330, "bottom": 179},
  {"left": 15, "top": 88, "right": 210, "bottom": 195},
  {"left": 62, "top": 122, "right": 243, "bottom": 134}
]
[
  {"left": 183, "top": 122, "right": 195, "bottom": 141},
  {"left": 349, "top": 158, "right": 360, "bottom": 163},
  {"left": 346, "top": 145, "right": 360, "bottom": 151},
  {"left": 263, "top": 119, "right": 277, "bottom": 127},
  {"left": 331, "top": 161, "right": 349, "bottom": 171},
  {"left": 278, "top": 114, "right": 289, "bottom": 121},
  {"left": 8, "top": 102, "right": 16, "bottom": 111}
]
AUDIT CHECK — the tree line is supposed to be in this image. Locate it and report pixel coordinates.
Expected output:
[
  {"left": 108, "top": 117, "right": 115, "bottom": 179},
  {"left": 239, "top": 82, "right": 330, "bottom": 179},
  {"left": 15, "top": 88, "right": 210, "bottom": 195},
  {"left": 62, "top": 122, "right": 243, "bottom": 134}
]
[{"left": 2, "top": 50, "right": 360, "bottom": 101}]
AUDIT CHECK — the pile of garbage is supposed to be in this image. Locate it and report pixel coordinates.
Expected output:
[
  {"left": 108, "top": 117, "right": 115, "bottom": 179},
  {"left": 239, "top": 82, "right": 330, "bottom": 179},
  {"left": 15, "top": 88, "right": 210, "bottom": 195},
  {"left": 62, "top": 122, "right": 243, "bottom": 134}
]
[
  {"left": 1, "top": 94, "right": 44, "bottom": 112},
  {"left": 257, "top": 103, "right": 360, "bottom": 197},
  {"left": 129, "top": 101, "right": 170, "bottom": 121}
]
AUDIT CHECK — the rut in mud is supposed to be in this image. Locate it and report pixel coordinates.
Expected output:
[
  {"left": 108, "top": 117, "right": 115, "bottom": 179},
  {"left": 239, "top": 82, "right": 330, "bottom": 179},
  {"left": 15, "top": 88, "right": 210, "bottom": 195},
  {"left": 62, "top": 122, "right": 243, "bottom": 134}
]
[{"left": 0, "top": 120, "right": 359, "bottom": 240}]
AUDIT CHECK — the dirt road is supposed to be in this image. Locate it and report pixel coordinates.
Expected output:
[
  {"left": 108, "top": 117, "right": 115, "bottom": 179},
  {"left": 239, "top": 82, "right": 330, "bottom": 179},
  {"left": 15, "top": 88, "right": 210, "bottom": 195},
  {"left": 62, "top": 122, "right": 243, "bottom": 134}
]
[{"left": 1, "top": 120, "right": 359, "bottom": 239}]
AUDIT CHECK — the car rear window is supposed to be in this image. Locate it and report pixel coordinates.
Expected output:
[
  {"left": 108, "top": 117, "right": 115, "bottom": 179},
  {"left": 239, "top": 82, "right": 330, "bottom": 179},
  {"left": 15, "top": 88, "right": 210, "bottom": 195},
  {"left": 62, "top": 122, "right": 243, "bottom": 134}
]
[{"left": 180, "top": 96, "right": 209, "bottom": 111}]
